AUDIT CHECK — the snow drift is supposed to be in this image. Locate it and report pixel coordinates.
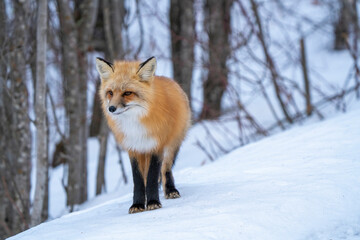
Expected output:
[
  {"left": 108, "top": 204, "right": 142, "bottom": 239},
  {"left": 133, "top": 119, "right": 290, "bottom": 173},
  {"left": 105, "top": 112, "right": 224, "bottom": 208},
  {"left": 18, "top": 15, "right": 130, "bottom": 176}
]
[{"left": 9, "top": 108, "right": 360, "bottom": 240}]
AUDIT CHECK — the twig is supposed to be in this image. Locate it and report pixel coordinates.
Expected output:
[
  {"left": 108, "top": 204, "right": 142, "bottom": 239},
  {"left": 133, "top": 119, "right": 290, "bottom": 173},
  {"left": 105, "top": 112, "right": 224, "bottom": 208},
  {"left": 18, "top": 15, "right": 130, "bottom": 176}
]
[
  {"left": 46, "top": 84, "right": 66, "bottom": 140},
  {"left": 247, "top": 0, "right": 293, "bottom": 123},
  {"left": 345, "top": 37, "right": 360, "bottom": 98},
  {"left": 200, "top": 122, "right": 228, "bottom": 154},
  {"left": 116, "top": 145, "right": 128, "bottom": 184},
  {"left": 195, "top": 140, "right": 214, "bottom": 162},
  {"left": 237, "top": 101, "right": 268, "bottom": 136}
]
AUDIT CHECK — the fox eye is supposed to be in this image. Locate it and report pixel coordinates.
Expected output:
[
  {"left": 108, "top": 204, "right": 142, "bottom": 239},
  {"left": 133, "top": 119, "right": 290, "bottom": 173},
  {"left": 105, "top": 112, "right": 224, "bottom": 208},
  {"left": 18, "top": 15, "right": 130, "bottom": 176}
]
[
  {"left": 123, "top": 91, "right": 132, "bottom": 96},
  {"left": 107, "top": 90, "right": 113, "bottom": 96}
]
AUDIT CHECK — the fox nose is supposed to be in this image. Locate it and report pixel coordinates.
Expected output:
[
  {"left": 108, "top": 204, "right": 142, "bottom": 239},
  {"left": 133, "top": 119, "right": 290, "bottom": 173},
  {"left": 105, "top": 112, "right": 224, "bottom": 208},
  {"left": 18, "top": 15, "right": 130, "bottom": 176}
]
[{"left": 108, "top": 106, "right": 116, "bottom": 113}]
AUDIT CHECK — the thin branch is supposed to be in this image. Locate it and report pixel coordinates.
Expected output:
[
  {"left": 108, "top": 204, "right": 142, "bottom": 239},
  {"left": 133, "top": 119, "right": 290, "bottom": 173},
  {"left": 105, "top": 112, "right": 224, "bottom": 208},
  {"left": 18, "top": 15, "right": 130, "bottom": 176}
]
[
  {"left": 46, "top": 84, "right": 66, "bottom": 141},
  {"left": 345, "top": 36, "right": 360, "bottom": 98},
  {"left": 249, "top": 0, "right": 293, "bottom": 123},
  {"left": 200, "top": 122, "right": 228, "bottom": 154},
  {"left": 116, "top": 145, "right": 128, "bottom": 184},
  {"left": 195, "top": 140, "right": 215, "bottom": 162}
]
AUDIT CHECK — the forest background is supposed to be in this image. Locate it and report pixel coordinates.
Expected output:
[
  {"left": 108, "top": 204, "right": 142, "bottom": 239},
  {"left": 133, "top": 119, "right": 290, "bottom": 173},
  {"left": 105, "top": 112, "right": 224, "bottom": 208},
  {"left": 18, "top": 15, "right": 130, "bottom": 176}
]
[{"left": 0, "top": 0, "right": 359, "bottom": 238}]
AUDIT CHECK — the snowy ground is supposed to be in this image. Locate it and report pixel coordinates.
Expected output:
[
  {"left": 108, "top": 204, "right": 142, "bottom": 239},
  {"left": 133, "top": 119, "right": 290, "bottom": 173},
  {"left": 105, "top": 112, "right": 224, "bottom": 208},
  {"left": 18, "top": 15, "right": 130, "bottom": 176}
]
[
  {"left": 9, "top": 105, "right": 360, "bottom": 240},
  {"left": 39, "top": 0, "right": 360, "bottom": 221}
]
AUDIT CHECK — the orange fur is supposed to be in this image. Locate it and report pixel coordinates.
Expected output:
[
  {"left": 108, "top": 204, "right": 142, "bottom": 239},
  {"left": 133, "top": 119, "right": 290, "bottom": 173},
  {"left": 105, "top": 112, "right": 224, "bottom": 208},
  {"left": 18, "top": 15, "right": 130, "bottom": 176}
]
[{"left": 97, "top": 58, "right": 191, "bottom": 184}]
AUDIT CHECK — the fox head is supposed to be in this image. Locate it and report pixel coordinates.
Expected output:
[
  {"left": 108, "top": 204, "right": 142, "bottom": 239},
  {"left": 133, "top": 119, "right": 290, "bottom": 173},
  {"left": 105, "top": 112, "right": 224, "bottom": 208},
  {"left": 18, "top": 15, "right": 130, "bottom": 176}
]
[{"left": 95, "top": 57, "right": 157, "bottom": 118}]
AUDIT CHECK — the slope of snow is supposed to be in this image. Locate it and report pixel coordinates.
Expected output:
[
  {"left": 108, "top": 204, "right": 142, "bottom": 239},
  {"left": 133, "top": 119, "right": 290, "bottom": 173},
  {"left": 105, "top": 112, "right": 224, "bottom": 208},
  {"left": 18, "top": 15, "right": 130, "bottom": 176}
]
[
  {"left": 40, "top": 0, "right": 360, "bottom": 220},
  {"left": 10, "top": 108, "right": 360, "bottom": 240}
]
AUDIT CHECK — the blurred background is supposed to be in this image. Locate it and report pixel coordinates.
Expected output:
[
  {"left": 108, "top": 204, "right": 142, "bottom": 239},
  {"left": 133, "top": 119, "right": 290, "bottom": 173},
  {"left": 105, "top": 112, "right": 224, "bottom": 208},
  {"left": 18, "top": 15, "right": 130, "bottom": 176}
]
[{"left": 1, "top": 0, "right": 359, "bottom": 238}]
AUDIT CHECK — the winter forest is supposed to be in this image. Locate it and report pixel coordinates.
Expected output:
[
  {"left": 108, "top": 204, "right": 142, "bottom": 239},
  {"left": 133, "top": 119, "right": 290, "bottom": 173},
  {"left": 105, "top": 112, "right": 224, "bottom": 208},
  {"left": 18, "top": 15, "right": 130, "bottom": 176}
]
[{"left": 1, "top": 0, "right": 360, "bottom": 239}]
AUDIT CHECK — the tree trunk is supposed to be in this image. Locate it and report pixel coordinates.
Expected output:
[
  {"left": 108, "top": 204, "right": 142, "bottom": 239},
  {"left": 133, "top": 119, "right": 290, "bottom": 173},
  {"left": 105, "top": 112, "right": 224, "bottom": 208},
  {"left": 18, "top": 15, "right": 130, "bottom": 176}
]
[
  {"left": 41, "top": 150, "right": 49, "bottom": 222},
  {"left": 90, "top": 0, "right": 125, "bottom": 136},
  {"left": 57, "top": 0, "right": 83, "bottom": 209},
  {"left": 0, "top": 1, "right": 32, "bottom": 237},
  {"left": 96, "top": 122, "right": 109, "bottom": 195},
  {"left": 75, "top": 0, "right": 99, "bottom": 204},
  {"left": 0, "top": 1, "right": 9, "bottom": 238},
  {"left": 8, "top": 0, "right": 32, "bottom": 233},
  {"left": 110, "top": 0, "right": 125, "bottom": 59},
  {"left": 334, "top": 0, "right": 357, "bottom": 50},
  {"left": 57, "top": 0, "right": 99, "bottom": 208},
  {"left": 300, "top": 38, "right": 312, "bottom": 116},
  {"left": 91, "top": 0, "right": 125, "bottom": 196},
  {"left": 170, "top": 0, "right": 195, "bottom": 107},
  {"left": 200, "top": 0, "right": 233, "bottom": 119},
  {"left": 89, "top": 81, "right": 103, "bottom": 137},
  {"left": 31, "top": 0, "right": 48, "bottom": 227}
]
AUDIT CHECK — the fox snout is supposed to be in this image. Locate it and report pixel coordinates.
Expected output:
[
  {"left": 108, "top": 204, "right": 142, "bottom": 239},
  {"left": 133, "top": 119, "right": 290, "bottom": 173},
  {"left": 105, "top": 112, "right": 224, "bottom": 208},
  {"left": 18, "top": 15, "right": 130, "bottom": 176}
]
[{"left": 107, "top": 104, "right": 130, "bottom": 115}]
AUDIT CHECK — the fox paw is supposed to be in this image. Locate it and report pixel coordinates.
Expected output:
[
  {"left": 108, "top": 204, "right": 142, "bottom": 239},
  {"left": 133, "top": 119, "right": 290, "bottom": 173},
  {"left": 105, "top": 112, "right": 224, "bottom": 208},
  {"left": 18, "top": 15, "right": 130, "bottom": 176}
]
[
  {"left": 165, "top": 189, "right": 181, "bottom": 199},
  {"left": 129, "top": 203, "right": 145, "bottom": 214},
  {"left": 146, "top": 200, "right": 162, "bottom": 211}
]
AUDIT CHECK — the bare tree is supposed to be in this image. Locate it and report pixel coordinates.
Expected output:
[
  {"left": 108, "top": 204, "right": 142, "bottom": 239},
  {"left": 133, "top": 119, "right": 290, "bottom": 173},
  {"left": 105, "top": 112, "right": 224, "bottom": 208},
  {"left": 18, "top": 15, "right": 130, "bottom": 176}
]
[
  {"left": 57, "top": 0, "right": 82, "bottom": 209},
  {"left": 0, "top": 0, "right": 32, "bottom": 237},
  {"left": 334, "top": 0, "right": 358, "bottom": 50},
  {"left": 76, "top": 0, "right": 99, "bottom": 202},
  {"left": 31, "top": 0, "right": 48, "bottom": 227},
  {"left": 90, "top": 0, "right": 126, "bottom": 138},
  {"left": 110, "top": 0, "right": 126, "bottom": 59},
  {"left": 249, "top": 0, "right": 293, "bottom": 123},
  {"left": 56, "top": 0, "right": 99, "bottom": 209},
  {"left": 0, "top": 2, "right": 8, "bottom": 237},
  {"left": 91, "top": 0, "right": 126, "bottom": 195},
  {"left": 200, "top": 0, "right": 233, "bottom": 119},
  {"left": 170, "top": 0, "right": 195, "bottom": 106}
]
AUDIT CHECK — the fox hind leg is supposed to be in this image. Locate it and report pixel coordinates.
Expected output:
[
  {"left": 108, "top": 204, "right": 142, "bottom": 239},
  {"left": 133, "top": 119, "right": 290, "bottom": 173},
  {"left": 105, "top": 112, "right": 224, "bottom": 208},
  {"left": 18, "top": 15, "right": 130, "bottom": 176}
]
[
  {"left": 164, "top": 171, "right": 180, "bottom": 199},
  {"left": 162, "top": 147, "right": 180, "bottom": 199}
]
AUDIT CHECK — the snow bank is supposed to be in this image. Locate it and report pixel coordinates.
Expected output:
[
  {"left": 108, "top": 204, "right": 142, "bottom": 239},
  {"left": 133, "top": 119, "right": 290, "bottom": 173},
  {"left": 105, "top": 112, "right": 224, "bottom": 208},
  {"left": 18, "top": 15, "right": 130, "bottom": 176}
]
[{"left": 9, "top": 108, "right": 360, "bottom": 240}]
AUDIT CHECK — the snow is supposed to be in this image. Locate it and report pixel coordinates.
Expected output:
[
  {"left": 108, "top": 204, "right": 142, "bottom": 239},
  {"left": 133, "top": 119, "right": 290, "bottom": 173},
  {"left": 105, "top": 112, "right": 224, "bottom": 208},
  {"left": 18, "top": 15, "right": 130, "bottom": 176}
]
[
  {"left": 16, "top": 0, "right": 360, "bottom": 239},
  {"left": 9, "top": 105, "right": 360, "bottom": 240},
  {"left": 39, "top": 0, "right": 360, "bottom": 220}
]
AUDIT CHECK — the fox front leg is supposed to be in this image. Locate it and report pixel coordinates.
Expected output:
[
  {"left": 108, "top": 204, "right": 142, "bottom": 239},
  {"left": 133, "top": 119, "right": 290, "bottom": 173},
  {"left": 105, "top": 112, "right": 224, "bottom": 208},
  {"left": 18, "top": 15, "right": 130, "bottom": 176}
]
[
  {"left": 146, "top": 154, "right": 162, "bottom": 210},
  {"left": 129, "top": 159, "right": 146, "bottom": 214}
]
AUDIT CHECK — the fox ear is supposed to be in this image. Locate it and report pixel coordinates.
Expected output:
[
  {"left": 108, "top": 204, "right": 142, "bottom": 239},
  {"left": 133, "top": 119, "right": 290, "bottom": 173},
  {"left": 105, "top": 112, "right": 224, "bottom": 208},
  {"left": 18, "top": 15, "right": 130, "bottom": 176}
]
[
  {"left": 96, "top": 57, "right": 114, "bottom": 80},
  {"left": 137, "top": 57, "right": 156, "bottom": 82}
]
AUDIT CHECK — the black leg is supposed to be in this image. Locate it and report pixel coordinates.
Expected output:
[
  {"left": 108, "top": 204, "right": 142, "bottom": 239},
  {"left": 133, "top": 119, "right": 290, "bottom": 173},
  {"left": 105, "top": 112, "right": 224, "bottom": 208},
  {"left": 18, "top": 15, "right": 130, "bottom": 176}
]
[
  {"left": 164, "top": 170, "right": 180, "bottom": 199},
  {"left": 163, "top": 147, "right": 181, "bottom": 199},
  {"left": 146, "top": 154, "right": 162, "bottom": 210},
  {"left": 129, "top": 159, "right": 145, "bottom": 214}
]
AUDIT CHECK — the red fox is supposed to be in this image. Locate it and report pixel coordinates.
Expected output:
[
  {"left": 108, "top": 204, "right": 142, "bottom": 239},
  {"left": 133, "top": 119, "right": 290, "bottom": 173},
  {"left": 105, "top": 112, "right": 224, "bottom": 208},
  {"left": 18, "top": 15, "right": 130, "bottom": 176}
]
[{"left": 95, "top": 57, "right": 191, "bottom": 213}]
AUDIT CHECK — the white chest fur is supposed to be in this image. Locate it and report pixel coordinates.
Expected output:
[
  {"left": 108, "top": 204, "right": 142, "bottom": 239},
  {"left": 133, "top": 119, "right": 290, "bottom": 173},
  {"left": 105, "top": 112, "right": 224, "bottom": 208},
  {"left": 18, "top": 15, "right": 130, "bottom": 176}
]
[{"left": 112, "top": 108, "right": 157, "bottom": 153}]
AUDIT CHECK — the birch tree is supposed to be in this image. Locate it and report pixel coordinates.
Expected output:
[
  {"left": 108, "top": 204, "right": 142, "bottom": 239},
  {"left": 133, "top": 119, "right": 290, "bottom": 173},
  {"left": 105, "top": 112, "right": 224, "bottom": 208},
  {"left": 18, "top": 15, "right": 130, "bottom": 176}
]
[{"left": 31, "top": 0, "right": 48, "bottom": 227}]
